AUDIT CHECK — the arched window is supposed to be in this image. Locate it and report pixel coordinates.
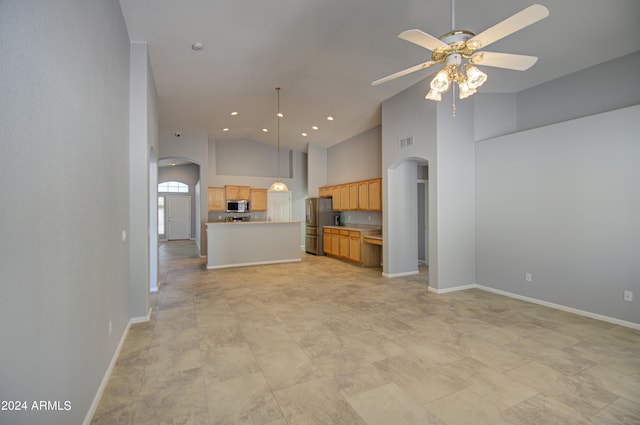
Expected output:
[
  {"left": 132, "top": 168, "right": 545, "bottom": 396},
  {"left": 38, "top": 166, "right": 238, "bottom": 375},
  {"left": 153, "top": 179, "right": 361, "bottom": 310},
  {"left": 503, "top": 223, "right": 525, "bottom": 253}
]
[{"left": 158, "top": 181, "right": 188, "bottom": 193}]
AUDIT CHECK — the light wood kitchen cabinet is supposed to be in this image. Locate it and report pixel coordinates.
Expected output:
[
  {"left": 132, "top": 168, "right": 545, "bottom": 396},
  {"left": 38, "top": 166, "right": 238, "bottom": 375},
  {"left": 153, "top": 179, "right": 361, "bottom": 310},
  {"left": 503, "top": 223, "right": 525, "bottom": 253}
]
[
  {"left": 323, "top": 226, "right": 380, "bottom": 266},
  {"left": 331, "top": 229, "right": 340, "bottom": 256},
  {"left": 349, "top": 183, "right": 359, "bottom": 210},
  {"left": 332, "top": 186, "right": 342, "bottom": 210},
  {"left": 208, "top": 187, "right": 226, "bottom": 212},
  {"left": 340, "top": 185, "right": 349, "bottom": 211},
  {"left": 368, "top": 178, "right": 382, "bottom": 211},
  {"left": 250, "top": 188, "right": 267, "bottom": 211},
  {"left": 358, "top": 180, "right": 369, "bottom": 210},
  {"left": 324, "top": 178, "right": 381, "bottom": 212},
  {"left": 339, "top": 229, "right": 350, "bottom": 259},
  {"left": 225, "top": 185, "right": 250, "bottom": 200},
  {"left": 349, "top": 231, "right": 361, "bottom": 262},
  {"left": 323, "top": 228, "right": 332, "bottom": 255}
]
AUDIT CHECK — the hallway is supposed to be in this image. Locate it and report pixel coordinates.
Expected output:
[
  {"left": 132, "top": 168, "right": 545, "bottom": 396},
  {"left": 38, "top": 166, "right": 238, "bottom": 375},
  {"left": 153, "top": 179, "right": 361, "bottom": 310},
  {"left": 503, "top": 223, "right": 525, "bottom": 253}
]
[{"left": 91, "top": 241, "right": 640, "bottom": 425}]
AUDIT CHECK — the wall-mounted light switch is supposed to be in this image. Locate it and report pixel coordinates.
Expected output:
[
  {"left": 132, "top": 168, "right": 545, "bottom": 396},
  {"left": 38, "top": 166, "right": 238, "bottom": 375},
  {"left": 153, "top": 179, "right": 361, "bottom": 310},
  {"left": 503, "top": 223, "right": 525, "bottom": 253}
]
[{"left": 624, "top": 290, "right": 633, "bottom": 302}]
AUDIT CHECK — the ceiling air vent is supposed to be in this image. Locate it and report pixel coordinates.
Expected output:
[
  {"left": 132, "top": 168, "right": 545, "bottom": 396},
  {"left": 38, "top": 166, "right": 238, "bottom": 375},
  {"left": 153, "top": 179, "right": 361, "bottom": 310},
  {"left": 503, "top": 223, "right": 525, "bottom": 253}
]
[{"left": 398, "top": 136, "right": 414, "bottom": 149}]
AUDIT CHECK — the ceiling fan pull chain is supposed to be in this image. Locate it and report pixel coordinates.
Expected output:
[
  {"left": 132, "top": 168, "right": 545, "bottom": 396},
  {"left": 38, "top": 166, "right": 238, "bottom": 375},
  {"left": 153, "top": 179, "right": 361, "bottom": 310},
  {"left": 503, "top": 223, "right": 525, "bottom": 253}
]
[{"left": 452, "top": 84, "right": 456, "bottom": 117}]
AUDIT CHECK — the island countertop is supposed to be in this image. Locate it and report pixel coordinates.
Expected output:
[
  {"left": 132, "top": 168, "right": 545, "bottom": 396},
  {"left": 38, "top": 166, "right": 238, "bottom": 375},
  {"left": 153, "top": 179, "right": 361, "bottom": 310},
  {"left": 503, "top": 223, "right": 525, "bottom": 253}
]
[
  {"left": 205, "top": 221, "right": 301, "bottom": 269},
  {"left": 206, "top": 220, "right": 302, "bottom": 225}
]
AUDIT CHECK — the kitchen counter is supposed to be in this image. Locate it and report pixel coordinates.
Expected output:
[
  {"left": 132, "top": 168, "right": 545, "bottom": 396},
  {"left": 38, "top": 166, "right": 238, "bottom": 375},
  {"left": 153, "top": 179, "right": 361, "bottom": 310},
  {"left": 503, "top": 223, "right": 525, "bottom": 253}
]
[
  {"left": 206, "top": 221, "right": 301, "bottom": 269},
  {"left": 323, "top": 224, "right": 381, "bottom": 233}
]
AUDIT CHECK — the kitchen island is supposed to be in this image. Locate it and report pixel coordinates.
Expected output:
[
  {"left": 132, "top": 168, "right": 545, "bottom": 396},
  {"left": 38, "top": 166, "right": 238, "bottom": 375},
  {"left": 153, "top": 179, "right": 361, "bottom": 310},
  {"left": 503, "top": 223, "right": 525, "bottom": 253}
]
[{"left": 206, "top": 221, "right": 302, "bottom": 269}]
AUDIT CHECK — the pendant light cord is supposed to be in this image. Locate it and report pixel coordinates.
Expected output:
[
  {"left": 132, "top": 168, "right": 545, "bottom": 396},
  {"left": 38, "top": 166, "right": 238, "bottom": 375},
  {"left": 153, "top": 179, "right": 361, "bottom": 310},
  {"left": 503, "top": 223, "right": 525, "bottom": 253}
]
[{"left": 276, "top": 87, "right": 281, "bottom": 180}]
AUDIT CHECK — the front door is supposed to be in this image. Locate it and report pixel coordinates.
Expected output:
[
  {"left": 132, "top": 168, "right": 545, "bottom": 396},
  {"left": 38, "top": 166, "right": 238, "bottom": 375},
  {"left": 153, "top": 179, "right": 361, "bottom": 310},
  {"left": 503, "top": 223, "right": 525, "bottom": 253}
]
[{"left": 167, "top": 196, "right": 191, "bottom": 240}]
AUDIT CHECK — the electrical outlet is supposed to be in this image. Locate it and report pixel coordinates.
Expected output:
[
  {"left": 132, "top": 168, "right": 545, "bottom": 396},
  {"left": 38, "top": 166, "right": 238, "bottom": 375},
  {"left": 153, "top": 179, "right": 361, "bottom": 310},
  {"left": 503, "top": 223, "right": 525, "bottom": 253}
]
[
  {"left": 108, "top": 320, "right": 112, "bottom": 335},
  {"left": 525, "top": 273, "right": 533, "bottom": 282},
  {"left": 624, "top": 290, "right": 633, "bottom": 302}
]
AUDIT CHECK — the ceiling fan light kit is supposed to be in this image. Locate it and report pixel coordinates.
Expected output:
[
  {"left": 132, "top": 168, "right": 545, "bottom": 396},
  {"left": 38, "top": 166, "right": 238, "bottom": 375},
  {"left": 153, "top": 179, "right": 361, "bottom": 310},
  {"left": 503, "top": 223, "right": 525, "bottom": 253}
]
[{"left": 372, "top": 1, "right": 549, "bottom": 115}]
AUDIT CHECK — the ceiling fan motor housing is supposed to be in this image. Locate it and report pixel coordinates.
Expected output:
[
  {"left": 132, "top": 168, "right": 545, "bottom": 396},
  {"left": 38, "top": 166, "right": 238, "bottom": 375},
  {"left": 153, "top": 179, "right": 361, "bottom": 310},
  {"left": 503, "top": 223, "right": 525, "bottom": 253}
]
[{"left": 432, "top": 30, "right": 476, "bottom": 63}]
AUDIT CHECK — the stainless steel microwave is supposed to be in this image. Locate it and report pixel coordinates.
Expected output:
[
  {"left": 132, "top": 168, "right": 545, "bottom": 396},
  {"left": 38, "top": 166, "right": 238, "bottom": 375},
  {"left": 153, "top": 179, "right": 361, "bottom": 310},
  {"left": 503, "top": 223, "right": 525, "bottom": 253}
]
[{"left": 227, "top": 199, "right": 249, "bottom": 213}]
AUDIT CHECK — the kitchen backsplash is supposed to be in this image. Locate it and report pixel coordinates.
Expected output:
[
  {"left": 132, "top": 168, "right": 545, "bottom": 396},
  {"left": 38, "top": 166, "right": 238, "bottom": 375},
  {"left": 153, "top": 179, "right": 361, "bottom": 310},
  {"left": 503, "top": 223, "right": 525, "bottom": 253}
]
[{"left": 340, "top": 211, "right": 382, "bottom": 227}]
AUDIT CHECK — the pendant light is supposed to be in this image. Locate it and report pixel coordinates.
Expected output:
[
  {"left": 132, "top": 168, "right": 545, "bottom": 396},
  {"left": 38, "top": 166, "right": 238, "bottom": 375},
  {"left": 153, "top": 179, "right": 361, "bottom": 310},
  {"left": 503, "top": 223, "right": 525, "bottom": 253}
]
[{"left": 269, "top": 87, "right": 289, "bottom": 192}]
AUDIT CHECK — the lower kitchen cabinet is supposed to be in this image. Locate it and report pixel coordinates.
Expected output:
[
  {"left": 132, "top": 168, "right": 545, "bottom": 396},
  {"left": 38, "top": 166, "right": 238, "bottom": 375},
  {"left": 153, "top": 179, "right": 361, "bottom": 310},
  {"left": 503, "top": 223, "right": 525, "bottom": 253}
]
[
  {"left": 349, "top": 231, "right": 361, "bottom": 262},
  {"left": 339, "top": 230, "right": 350, "bottom": 259},
  {"left": 322, "top": 226, "right": 380, "bottom": 267}
]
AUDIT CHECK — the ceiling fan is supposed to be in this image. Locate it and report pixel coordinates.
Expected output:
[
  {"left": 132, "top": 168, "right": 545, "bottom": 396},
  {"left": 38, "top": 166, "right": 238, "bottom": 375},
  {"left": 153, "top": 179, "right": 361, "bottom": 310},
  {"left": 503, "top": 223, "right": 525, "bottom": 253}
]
[{"left": 372, "top": 1, "right": 549, "bottom": 108}]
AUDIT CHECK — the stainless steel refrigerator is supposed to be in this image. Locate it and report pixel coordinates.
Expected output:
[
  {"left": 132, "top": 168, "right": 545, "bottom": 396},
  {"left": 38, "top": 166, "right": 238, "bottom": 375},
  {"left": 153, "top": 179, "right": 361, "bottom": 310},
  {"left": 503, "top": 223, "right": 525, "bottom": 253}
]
[{"left": 305, "top": 197, "right": 335, "bottom": 255}]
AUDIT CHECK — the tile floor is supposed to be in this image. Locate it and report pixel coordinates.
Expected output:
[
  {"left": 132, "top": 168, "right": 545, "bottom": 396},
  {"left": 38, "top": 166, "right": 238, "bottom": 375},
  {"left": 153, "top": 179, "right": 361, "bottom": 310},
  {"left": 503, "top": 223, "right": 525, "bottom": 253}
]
[{"left": 91, "top": 240, "right": 640, "bottom": 425}]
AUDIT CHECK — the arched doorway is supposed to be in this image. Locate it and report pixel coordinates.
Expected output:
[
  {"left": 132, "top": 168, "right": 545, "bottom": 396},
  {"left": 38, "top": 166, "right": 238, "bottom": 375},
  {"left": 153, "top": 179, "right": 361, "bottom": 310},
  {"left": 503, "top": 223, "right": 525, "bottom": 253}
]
[{"left": 383, "top": 157, "right": 431, "bottom": 286}]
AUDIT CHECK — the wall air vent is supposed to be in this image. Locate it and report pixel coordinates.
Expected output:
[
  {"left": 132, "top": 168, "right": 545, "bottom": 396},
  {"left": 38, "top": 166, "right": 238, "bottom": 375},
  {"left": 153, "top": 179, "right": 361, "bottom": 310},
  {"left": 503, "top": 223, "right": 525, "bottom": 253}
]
[{"left": 398, "top": 136, "right": 415, "bottom": 149}]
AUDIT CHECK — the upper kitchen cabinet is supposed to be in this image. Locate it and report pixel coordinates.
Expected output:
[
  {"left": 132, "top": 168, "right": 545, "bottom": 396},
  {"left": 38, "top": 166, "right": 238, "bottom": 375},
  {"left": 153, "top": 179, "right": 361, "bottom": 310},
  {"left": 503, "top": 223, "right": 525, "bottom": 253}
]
[
  {"left": 332, "top": 186, "right": 342, "bottom": 210},
  {"left": 340, "top": 185, "right": 349, "bottom": 211},
  {"left": 358, "top": 180, "right": 369, "bottom": 210},
  {"left": 368, "top": 178, "right": 382, "bottom": 211},
  {"left": 225, "top": 185, "right": 250, "bottom": 200},
  {"left": 208, "top": 187, "right": 226, "bottom": 212},
  {"left": 250, "top": 188, "right": 267, "bottom": 211},
  {"left": 349, "top": 183, "right": 359, "bottom": 210},
  {"left": 319, "top": 178, "right": 382, "bottom": 212}
]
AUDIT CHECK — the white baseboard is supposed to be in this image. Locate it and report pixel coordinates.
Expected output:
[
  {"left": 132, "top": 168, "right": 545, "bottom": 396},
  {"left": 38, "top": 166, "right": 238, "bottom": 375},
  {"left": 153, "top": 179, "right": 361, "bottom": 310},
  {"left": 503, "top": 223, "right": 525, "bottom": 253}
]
[
  {"left": 426, "top": 283, "right": 640, "bottom": 330},
  {"left": 476, "top": 285, "right": 640, "bottom": 331},
  {"left": 382, "top": 270, "right": 420, "bottom": 278},
  {"left": 82, "top": 321, "right": 131, "bottom": 425},
  {"left": 130, "top": 307, "right": 152, "bottom": 324},
  {"left": 206, "top": 258, "right": 301, "bottom": 270},
  {"left": 428, "top": 284, "right": 476, "bottom": 294},
  {"left": 83, "top": 308, "right": 152, "bottom": 425}
]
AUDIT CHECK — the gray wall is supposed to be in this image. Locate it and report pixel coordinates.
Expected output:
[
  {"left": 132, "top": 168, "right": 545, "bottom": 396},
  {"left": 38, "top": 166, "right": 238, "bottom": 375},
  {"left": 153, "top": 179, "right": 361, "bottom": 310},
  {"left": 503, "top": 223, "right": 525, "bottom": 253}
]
[
  {"left": 128, "top": 42, "right": 157, "bottom": 320},
  {"left": 216, "top": 138, "right": 291, "bottom": 178},
  {"left": 516, "top": 51, "right": 640, "bottom": 132},
  {"left": 0, "top": 1, "right": 132, "bottom": 424},
  {"left": 327, "top": 125, "right": 382, "bottom": 184},
  {"left": 476, "top": 105, "right": 640, "bottom": 325},
  {"left": 307, "top": 142, "right": 328, "bottom": 197}
]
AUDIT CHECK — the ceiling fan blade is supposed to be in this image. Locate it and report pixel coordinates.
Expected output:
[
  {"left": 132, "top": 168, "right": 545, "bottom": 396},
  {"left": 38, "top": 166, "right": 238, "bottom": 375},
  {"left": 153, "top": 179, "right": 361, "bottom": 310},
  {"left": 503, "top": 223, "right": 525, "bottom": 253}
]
[
  {"left": 467, "top": 4, "right": 549, "bottom": 50},
  {"left": 398, "top": 29, "right": 450, "bottom": 52},
  {"left": 371, "top": 61, "right": 437, "bottom": 86},
  {"left": 469, "top": 51, "right": 538, "bottom": 71}
]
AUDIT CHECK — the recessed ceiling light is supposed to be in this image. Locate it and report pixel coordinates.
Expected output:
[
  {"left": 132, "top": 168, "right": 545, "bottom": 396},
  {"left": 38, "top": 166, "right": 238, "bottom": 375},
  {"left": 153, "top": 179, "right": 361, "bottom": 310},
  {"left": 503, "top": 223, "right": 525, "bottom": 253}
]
[
  {"left": 277, "top": 113, "right": 284, "bottom": 118},
  {"left": 170, "top": 163, "right": 176, "bottom": 166},
  {"left": 312, "top": 126, "right": 318, "bottom": 130},
  {"left": 223, "top": 128, "right": 229, "bottom": 132},
  {"left": 262, "top": 128, "right": 269, "bottom": 132},
  {"left": 327, "top": 116, "right": 334, "bottom": 121},
  {"left": 230, "top": 111, "right": 238, "bottom": 116},
  {"left": 301, "top": 133, "right": 308, "bottom": 137},
  {"left": 191, "top": 42, "right": 203, "bottom": 51}
]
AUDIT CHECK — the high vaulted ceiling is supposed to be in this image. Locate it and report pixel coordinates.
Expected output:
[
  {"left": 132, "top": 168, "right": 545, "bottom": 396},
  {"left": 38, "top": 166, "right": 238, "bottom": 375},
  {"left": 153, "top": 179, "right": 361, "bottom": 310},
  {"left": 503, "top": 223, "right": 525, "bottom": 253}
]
[{"left": 119, "top": 0, "right": 640, "bottom": 152}]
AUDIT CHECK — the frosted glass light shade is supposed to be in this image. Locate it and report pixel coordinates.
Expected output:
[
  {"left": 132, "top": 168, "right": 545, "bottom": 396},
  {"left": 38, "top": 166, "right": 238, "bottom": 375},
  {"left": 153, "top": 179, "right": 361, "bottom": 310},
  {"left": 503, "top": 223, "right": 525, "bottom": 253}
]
[
  {"left": 430, "top": 69, "right": 450, "bottom": 92},
  {"left": 466, "top": 65, "right": 487, "bottom": 88},
  {"left": 458, "top": 81, "right": 477, "bottom": 99},
  {"left": 269, "top": 179, "right": 289, "bottom": 192},
  {"left": 425, "top": 89, "right": 442, "bottom": 101}
]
